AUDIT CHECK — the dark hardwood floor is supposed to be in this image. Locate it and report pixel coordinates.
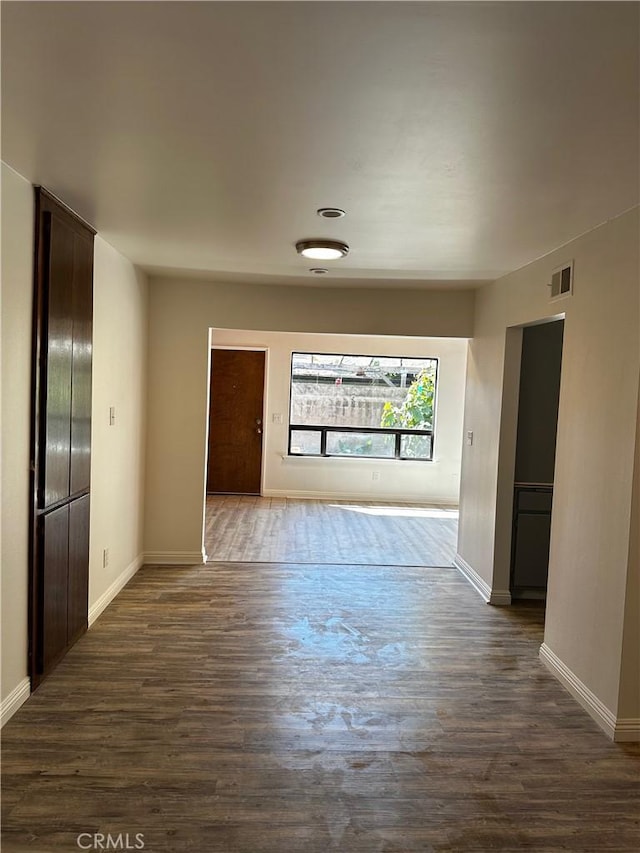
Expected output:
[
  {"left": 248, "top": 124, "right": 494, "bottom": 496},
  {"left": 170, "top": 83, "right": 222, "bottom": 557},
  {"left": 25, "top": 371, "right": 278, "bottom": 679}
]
[{"left": 2, "top": 561, "right": 639, "bottom": 852}]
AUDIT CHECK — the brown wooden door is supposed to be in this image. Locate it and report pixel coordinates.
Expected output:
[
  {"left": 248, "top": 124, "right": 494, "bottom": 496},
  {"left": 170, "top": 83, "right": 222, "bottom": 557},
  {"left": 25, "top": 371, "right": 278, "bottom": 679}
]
[
  {"left": 207, "top": 350, "right": 265, "bottom": 494},
  {"left": 30, "top": 188, "right": 95, "bottom": 688}
]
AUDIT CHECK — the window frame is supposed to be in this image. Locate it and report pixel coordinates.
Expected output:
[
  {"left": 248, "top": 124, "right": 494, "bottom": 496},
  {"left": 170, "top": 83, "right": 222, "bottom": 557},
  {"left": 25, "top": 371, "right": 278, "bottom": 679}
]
[{"left": 287, "top": 350, "right": 438, "bottom": 462}]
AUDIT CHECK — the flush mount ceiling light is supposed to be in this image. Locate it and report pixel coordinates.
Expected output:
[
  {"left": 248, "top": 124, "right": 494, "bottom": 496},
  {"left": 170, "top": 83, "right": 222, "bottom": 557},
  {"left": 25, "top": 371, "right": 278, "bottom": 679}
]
[
  {"left": 296, "top": 239, "right": 349, "bottom": 260},
  {"left": 317, "top": 207, "right": 346, "bottom": 219}
]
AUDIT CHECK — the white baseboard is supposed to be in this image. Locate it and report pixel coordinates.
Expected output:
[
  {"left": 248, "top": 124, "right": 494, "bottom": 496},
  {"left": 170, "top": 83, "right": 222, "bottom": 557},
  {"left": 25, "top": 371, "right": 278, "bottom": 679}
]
[
  {"left": 143, "top": 550, "right": 206, "bottom": 565},
  {"left": 1, "top": 677, "right": 30, "bottom": 728},
  {"left": 263, "top": 488, "right": 459, "bottom": 507},
  {"left": 454, "top": 554, "right": 491, "bottom": 601},
  {"left": 89, "top": 554, "right": 144, "bottom": 627},
  {"left": 489, "top": 589, "right": 512, "bottom": 606},
  {"left": 453, "top": 554, "right": 511, "bottom": 605},
  {"left": 614, "top": 718, "right": 640, "bottom": 742},
  {"left": 539, "top": 643, "right": 620, "bottom": 740}
]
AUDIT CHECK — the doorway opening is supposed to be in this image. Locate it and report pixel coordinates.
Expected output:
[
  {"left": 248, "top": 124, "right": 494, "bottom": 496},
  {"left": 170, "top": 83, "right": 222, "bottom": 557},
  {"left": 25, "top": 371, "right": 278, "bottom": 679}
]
[
  {"left": 510, "top": 319, "right": 564, "bottom": 601},
  {"left": 201, "top": 329, "right": 469, "bottom": 568}
]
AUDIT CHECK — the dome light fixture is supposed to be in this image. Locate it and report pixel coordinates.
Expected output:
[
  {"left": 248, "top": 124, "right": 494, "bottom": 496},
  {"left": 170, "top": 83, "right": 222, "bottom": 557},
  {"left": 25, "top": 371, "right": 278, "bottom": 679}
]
[{"left": 296, "top": 239, "right": 349, "bottom": 261}]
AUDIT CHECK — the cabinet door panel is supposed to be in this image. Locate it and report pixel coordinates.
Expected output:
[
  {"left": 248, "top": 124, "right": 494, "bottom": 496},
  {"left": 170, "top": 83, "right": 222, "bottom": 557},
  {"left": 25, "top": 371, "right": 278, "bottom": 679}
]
[
  {"left": 42, "top": 213, "right": 74, "bottom": 508},
  {"left": 38, "top": 504, "right": 70, "bottom": 674},
  {"left": 70, "top": 233, "right": 94, "bottom": 495},
  {"left": 512, "top": 513, "right": 551, "bottom": 588},
  {"left": 68, "top": 495, "right": 90, "bottom": 643}
]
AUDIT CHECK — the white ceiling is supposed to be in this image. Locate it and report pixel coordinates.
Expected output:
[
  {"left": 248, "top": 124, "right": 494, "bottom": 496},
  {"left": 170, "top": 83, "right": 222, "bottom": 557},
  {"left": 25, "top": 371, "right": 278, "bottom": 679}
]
[{"left": 2, "top": 1, "right": 638, "bottom": 289}]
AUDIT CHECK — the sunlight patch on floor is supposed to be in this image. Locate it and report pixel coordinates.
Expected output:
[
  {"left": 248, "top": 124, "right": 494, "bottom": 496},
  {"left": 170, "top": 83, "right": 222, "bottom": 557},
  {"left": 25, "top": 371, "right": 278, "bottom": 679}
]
[{"left": 331, "top": 504, "right": 459, "bottom": 519}]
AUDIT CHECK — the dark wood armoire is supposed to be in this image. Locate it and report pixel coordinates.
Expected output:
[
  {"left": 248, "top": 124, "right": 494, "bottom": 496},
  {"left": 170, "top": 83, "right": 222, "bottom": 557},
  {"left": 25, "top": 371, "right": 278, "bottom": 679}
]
[{"left": 29, "top": 187, "right": 95, "bottom": 688}]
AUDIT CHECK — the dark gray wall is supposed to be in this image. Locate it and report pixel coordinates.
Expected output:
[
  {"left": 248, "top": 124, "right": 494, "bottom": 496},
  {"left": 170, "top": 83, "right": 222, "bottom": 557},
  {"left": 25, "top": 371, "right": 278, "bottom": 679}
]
[{"left": 515, "top": 320, "right": 564, "bottom": 484}]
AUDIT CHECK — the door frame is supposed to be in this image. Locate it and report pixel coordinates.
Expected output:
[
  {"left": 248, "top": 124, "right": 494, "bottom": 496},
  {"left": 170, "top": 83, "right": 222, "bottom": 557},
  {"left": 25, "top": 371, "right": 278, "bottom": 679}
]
[
  {"left": 205, "top": 344, "right": 269, "bottom": 497},
  {"left": 493, "top": 315, "right": 566, "bottom": 603}
]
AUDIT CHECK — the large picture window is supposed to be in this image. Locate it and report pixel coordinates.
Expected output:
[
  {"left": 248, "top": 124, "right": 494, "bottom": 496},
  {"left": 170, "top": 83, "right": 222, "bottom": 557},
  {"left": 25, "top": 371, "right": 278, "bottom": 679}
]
[{"left": 289, "top": 352, "right": 437, "bottom": 460}]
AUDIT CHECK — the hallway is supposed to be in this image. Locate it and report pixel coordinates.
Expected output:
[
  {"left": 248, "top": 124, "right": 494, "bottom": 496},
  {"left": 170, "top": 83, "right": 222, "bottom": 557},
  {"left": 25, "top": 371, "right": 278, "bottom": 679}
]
[
  {"left": 205, "top": 496, "right": 458, "bottom": 566},
  {"left": 2, "top": 560, "right": 638, "bottom": 852}
]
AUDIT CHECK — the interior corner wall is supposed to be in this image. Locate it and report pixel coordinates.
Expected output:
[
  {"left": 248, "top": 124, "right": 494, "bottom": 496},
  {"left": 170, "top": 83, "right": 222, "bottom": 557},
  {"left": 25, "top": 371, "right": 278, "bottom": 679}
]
[
  {"left": 0, "top": 162, "right": 149, "bottom": 721},
  {"left": 457, "top": 206, "right": 640, "bottom": 721},
  {"left": 144, "top": 278, "right": 474, "bottom": 560},
  {"left": 89, "top": 239, "right": 148, "bottom": 620},
  {"left": 210, "top": 328, "right": 468, "bottom": 504}
]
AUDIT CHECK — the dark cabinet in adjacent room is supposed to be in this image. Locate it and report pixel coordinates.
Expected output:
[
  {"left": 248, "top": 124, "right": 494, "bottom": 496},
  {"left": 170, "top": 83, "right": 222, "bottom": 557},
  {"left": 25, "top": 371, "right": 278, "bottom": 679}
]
[
  {"left": 30, "top": 188, "right": 95, "bottom": 687},
  {"left": 511, "top": 484, "right": 553, "bottom": 593},
  {"left": 510, "top": 320, "right": 564, "bottom": 599}
]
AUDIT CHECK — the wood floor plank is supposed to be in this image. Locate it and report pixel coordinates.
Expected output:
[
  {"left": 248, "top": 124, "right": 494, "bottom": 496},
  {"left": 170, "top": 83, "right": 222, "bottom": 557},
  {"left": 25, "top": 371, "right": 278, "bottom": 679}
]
[
  {"left": 205, "top": 496, "right": 459, "bottom": 565},
  {"left": 2, "top": 562, "right": 639, "bottom": 852}
]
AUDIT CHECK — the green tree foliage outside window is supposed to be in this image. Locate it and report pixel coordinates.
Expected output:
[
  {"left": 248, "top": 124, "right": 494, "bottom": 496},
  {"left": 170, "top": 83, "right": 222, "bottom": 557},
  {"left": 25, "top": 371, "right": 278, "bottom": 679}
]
[{"left": 380, "top": 368, "right": 434, "bottom": 430}]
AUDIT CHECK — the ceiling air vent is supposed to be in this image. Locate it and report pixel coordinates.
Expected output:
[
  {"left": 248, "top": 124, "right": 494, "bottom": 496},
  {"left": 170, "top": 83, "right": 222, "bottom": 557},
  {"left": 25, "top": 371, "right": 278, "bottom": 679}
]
[{"left": 549, "top": 261, "right": 573, "bottom": 301}]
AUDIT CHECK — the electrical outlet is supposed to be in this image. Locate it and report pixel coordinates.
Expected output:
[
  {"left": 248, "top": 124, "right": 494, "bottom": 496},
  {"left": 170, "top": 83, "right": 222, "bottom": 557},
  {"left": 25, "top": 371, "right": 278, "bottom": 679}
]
[
  {"left": 103, "top": 548, "right": 109, "bottom": 568},
  {"left": 466, "top": 430, "right": 474, "bottom": 446},
  {"left": 372, "top": 471, "right": 380, "bottom": 481}
]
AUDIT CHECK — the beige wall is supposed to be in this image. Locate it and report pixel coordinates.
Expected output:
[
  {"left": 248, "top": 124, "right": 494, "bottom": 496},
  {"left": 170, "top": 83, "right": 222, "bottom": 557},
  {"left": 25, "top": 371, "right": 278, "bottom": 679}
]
[
  {"left": 457, "top": 207, "right": 640, "bottom": 723},
  {"left": 211, "top": 328, "right": 468, "bottom": 504},
  {"left": 144, "top": 278, "right": 474, "bottom": 560},
  {"left": 1, "top": 164, "right": 34, "bottom": 707},
  {"left": 0, "top": 164, "right": 149, "bottom": 720},
  {"left": 89, "top": 239, "right": 148, "bottom": 615}
]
